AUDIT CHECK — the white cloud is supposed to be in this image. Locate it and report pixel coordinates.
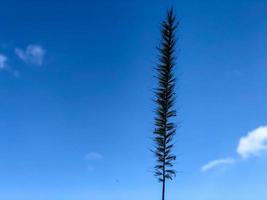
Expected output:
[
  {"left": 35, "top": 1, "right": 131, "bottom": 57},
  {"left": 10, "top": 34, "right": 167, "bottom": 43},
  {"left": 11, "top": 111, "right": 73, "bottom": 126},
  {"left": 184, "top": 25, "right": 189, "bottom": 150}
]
[
  {"left": 237, "top": 125, "right": 267, "bottom": 158},
  {"left": 201, "top": 158, "right": 235, "bottom": 172},
  {"left": 15, "top": 44, "right": 45, "bottom": 65},
  {"left": 0, "top": 54, "right": 7, "bottom": 69},
  {"left": 201, "top": 125, "right": 267, "bottom": 172},
  {"left": 85, "top": 152, "right": 103, "bottom": 160}
]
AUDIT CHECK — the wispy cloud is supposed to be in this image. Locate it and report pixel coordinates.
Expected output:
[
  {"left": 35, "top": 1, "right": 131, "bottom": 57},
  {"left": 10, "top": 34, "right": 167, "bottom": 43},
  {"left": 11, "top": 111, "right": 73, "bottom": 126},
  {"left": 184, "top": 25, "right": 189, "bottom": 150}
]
[
  {"left": 85, "top": 152, "right": 103, "bottom": 172},
  {"left": 201, "top": 158, "right": 235, "bottom": 172},
  {"left": 15, "top": 44, "right": 45, "bottom": 66},
  {"left": 201, "top": 125, "right": 267, "bottom": 172},
  {"left": 0, "top": 54, "right": 19, "bottom": 77},
  {"left": 85, "top": 152, "right": 103, "bottom": 160},
  {"left": 237, "top": 125, "right": 267, "bottom": 158},
  {"left": 0, "top": 54, "right": 7, "bottom": 69}
]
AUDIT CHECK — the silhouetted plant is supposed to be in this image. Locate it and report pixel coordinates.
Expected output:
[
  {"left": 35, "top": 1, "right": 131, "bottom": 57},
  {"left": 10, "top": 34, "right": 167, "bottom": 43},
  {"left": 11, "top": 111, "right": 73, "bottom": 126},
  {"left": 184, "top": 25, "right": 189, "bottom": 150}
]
[{"left": 152, "top": 8, "right": 178, "bottom": 200}]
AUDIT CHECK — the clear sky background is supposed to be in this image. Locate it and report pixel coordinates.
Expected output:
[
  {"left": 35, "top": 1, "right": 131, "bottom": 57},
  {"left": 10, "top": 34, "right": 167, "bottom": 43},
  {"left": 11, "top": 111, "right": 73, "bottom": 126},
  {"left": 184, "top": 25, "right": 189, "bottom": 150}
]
[{"left": 0, "top": 0, "right": 267, "bottom": 200}]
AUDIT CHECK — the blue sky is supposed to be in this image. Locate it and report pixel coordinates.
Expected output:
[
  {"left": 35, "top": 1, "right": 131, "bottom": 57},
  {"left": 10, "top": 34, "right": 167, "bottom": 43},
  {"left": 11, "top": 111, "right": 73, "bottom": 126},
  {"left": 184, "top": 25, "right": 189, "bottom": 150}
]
[{"left": 0, "top": 0, "right": 267, "bottom": 199}]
